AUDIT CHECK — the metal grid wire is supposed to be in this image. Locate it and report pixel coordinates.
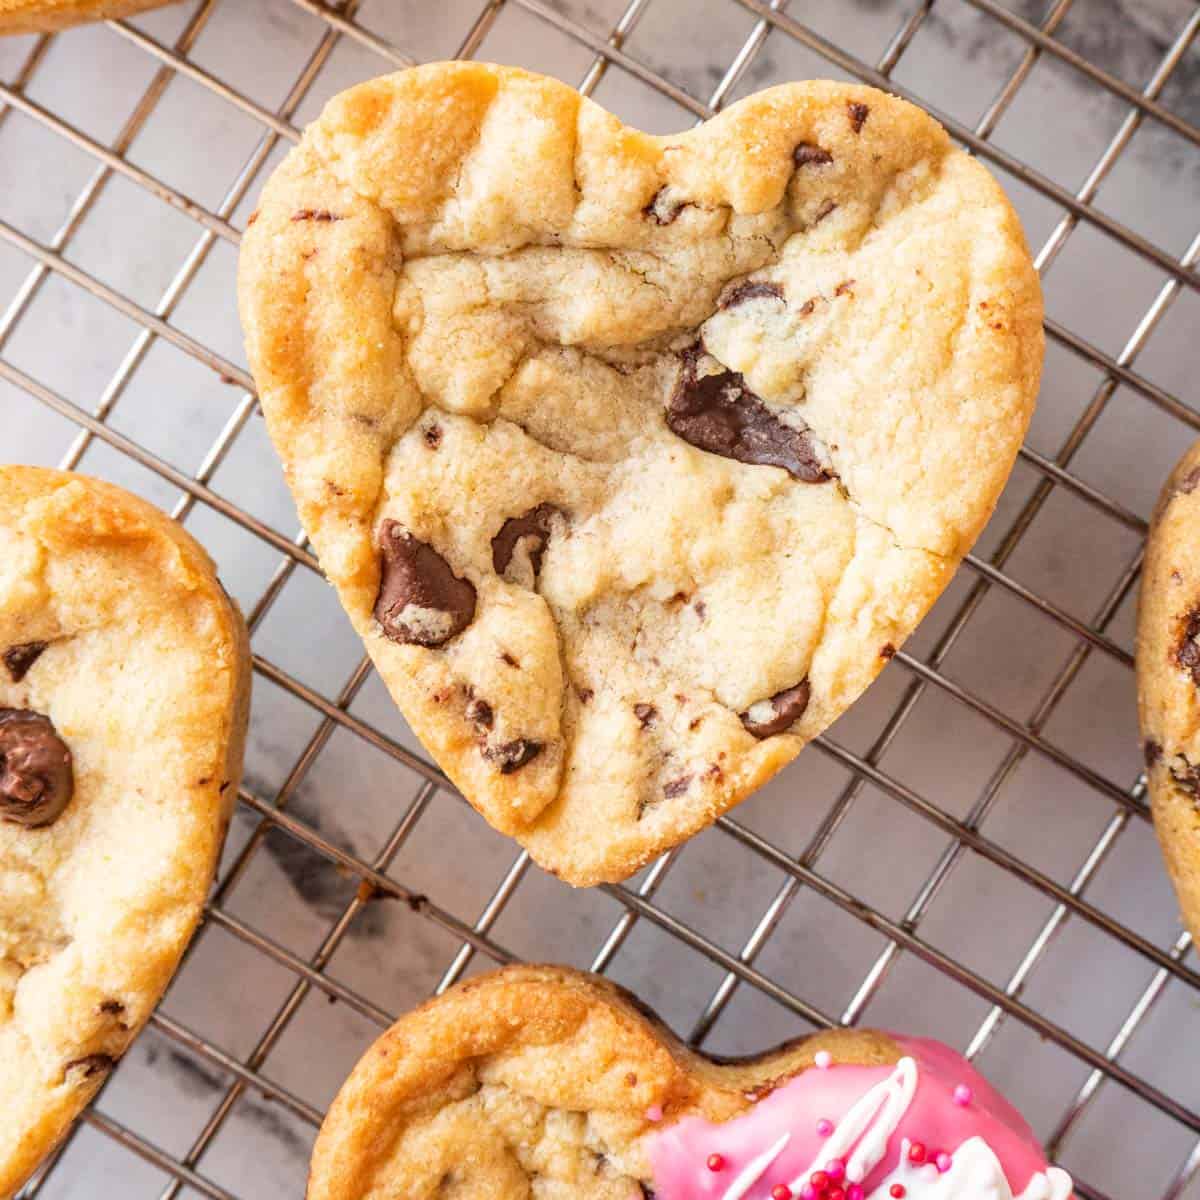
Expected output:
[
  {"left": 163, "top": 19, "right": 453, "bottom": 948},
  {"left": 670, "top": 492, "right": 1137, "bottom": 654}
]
[{"left": 2, "top": 0, "right": 1199, "bottom": 1196}]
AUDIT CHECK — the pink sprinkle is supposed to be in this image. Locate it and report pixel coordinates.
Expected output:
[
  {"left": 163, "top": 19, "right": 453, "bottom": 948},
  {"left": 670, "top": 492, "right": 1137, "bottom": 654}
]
[
  {"left": 846, "top": 1188, "right": 864, "bottom": 1200},
  {"left": 826, "top": 1160, "right": 846, "bottom": 1182},
  {"left": 816, "top": 1118, "right": 834, "bottom": 1137},
  {"left": 952, "top": 1084, "right": 973, "bottom": 1107},
  {"left": 645, "top": 1105, "right": 663, "bottom": 1122},
  {"left": 814, "top": 1050, "right": 833, "bottom": 1070},
  {"left": 936, "top": 1152, "right": 953, "bottom": 1174}
]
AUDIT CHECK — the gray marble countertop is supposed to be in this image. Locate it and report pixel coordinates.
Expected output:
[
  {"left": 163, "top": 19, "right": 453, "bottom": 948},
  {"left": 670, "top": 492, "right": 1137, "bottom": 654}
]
[{"left": 2, "top": 1, "right": 1199, "bottom": 1197}]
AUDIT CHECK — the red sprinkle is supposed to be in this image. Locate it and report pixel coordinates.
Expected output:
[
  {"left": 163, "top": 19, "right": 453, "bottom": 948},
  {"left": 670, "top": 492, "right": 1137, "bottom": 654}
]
[
  {"left": 907, "top": 1142, "right": 927, "bottom": 1165},
  {"left": 772, "top": 1187, "right": 793, "bottom": 1200},
  {"left": 811, "top": 1172, "right": 830, "bottom": 1192},
  {"left": 890, "top": 1188, "right": 907, "bottom": 1199},
  {"left": 707, "top": 1153, "right": 726, "bottom": 1172}
]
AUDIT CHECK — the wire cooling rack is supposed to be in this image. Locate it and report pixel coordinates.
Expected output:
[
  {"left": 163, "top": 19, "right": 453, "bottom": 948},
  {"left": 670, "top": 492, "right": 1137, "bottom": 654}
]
[{"left": 2, "top": 0, "right": 1199, "bottom": 1197}]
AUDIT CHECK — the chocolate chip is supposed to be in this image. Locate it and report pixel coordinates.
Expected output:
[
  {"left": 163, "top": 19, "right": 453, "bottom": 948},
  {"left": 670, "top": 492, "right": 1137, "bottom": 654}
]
[
  {"left": 1144, "top": 739, "right": 1163, "bottom": 768},
  {"left": 483, "top": 739, "right": 543, "bottom": 774},
  {"left": 577, "top": 686, "right": 594, "bottom": 704},
  {"left": 500, "top": 652, "right": 520, "bottom": 668},
  {"left": 847, "top": 101, "right": 870, "bottom": 133},
  {"left": 1169, "top": 753, "right": 1200, "bottom": 796},
  {"left": 374, "top": 521, "right": 476, "bottom": 648},
  {"left": 0, "top": 708, "right": 74, "bottom": 827},
  {"left": 1179, "top": 467, "right": 1200, "bottom": 495},
  {"left": 634, "top": 703, "right": 658, "bottom": 728},
  {"left": 3, "top": 641, "right": 47, "bottom": 682},
  {"left": 719, "top": 281, "right": 784, "bottom": 310},
  {"left": 465, "top": 696, "right": 494, "bottom": 730},
  {"left": 1176, "top": 607, "right": 1200, "bottom": 686},
  {"left": 65, "top": 1054, "right": 115, "bottom": 1081},
  {"left": 291, "top": 209, "right": 342, "bottom": 222},
  {"left": 880, "top": 643, "right": 896, "bottom": 660},
  {"left": 491, "top": 503, "right": 563, "bottom": 581},
  {"left": 423, "top": 424, "right": 442, "bottom": 449},
  {"left": 663, "top": 774, "right": 692, "bottom": 798},
  {"left": 98, "top": 1000, "right": 125, "bottom": 1017},
  {"left": 643, "top": 188, "right": 689, "bottom": 225},
  {"left": 739, "top": 680, "right": 811, "bottom": 738},
  {"left": 666, "top": 346, "right": 833, "bottom": 483},
  {"left": 793, "top": 141, "right": 833, "bottom": 168}
]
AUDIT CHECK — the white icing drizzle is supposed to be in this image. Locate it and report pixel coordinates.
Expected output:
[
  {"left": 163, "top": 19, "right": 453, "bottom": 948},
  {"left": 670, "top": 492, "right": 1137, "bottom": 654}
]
[
  {"left": 721, "top": 1132, "right": 791, "bottom": 1200},
  {"left": 785, "top": 1056, "right": 919, "bottom": 1191},
  {"left": 870, "top": 1137, "right": 1075, "bottom": 1200}
]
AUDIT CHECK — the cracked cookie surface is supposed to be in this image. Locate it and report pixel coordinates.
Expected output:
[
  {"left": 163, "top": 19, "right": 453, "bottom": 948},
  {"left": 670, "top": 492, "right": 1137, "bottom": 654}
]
[
  {"left": 1138, "top": 441, "right": 1200, "bottom": 945},
  {"left": 0, "top": 467, "right": 250, "bottom": 1197},
  {"left": 0, "top": 0, "right": 173, "bottom": 34},
  {"left": 238, "top": 63, "right": 1042, "bottom": 885}
]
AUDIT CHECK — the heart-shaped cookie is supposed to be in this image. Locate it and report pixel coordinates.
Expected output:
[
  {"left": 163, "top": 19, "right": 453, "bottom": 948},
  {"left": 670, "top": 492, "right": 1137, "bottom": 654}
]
[
  {"left": 308, "top": 965, "right": 1072, "bottom": 1200},
  {"left": 0, "top": 0, "right": 174, "bottom": 35},
  {"left": 239, "top": 63, "right": 1042, "bottom": 885},
  {"left": 1138, "top": 440, "right": 1200, "bottom": 945},
  {"left": 0, "top": 467, "right": 250, "bottom": 1196}
]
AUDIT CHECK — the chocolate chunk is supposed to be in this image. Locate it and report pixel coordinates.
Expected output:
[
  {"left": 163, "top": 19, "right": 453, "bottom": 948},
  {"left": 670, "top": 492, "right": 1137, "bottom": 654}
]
[
  {"left": 719, "top": 281, "right": 784, "bottom": 310},
  {"left": 465, "top": 696, "right": 494, "bottom": 730},
  {"left": 1179, "top": 467, "right": 1200, "bottom": 495},
  {"left": 0, "top": 708, "right": 74, "bottom": 827},
  {"left": 1176, "top": 607, "right": 1200, "bottom": 686},
  {"left": 483, "top": 739, "right": 543, "bottom": 774},
  {"left": 374, "top": 521, "right": 476, "bottom": 647},
  {"left": 1170, "top": 753, "right": 1200, "bottom": 796},
  {"left": 423, "top": 424, "right": 442, "bottom": 449},
  {"left": 847, "top": 101, "right": 870, "bottom": 133},
  {"left": 662, "top": 774, "right": 692, "bottom": 799},
  {"left": 739, "top": 680, "right": 811, "bottom": 738},
  {"left": 98, "top": 1000, "right": 125, "bottom": 1017},
  {"left": 65, "top": 1054, "right": 115, "bottom": 1081},
  {"left": 491, "top": 503, "right": 563, "bottom": 581},
  {"left": 634, "top": 704, "right": 658, "bottom": 728},
  {"left": 666, "top": 347, "right": 832, "bottom": 482},
  {"left": 643, "top": 188, "right": 689, "bottom": 226},
  {"left": 3, "top": 641, "right": 47, "bottom": 682},
  {"left": 880, "top": 643, "right": 896, "bottom": 660},
  {"left": 291, "top": 209, "right": 342, "bottom": 222},
  {"left": 1144, "top": 739, "right": 1163, "bottom": 768},
  {"left": 794, "top": 141, "right": 834, "bottom": 168}
]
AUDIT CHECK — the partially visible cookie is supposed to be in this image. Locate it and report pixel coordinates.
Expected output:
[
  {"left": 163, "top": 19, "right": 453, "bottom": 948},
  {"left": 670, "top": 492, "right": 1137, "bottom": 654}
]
[
  {"left": 1137, "top": 441, "right": 1200, "bottom": 945},
  {"left": 0, "top": 0, "right": 173, "bottom": 35},
  {"left": 239, "top": 63, "right": 1043, "bottom": 886},
  {"left": 0, "top": 467, "right": 250, "bottom": 1197},
  {"left": 308, "top": 965, "right": 1073, "bottom": 1199}
]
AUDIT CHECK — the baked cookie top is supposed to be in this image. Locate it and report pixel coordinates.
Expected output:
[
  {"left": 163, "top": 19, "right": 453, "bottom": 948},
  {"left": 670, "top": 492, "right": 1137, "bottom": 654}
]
[
  {"left": 1137, "top": 440, "right": 1200, "bottom": 945},
  {"left": 0, "top": 0, "right": 173, "bottom": 35},
  {"left": 0, "top": 467, "right": 250, "bottom": 1197},
  {"left": 307, "top": 965, "right": 1072, "bottom": 1200},
  {"left": 239, "top": 63, "right": 1043, "bottom": 885}
]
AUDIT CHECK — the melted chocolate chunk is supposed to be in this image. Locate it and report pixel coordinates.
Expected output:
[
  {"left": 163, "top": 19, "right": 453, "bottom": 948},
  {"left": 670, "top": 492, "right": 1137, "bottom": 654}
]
[
  {"left": 1176, "top": 607, "right": 1200, "bottom": 686},
  {"left": 739, "top": 680, "right": 811, "bottom": 739},
  {"left": 465, "top": 696, "right": 494, "bottom": 730},
  {"left": 483, "top": 739, "right": 543, "bottom": 774},
  {"left": 662, "top": 774, "right": 692, "bottom": 799},
  {"left": 1144, "top": 739, "right": 1163, "bottom": 768},
  {"left": 65, "top": 1054, "right": 115, "bottom": 1081},
  {"left": 719, "top": 281, "right": 784, "bottom": 310},
  {"left": 643, "top": 188, "right": 690, "bottom": 226},
  {"left": 0, "top": 708, "right": 74, "bottom": 827},
  {"left": 98, "top": 1000, "right": 126, "bottom": 1017},
  {"left": 793, "top": 142, "right": 833, "bottom": 168},
  {"left": 1169, "top": 753, "right": 1200, "bottom": 797},
  {"left": 666, "top": 347, "right": 832, "bottom": 482},
  {"left": 634, "top": 703, "right": 658, "bottom": 728},
  {"left": 491, "top": 503, "right": 563, "bottom": 580},
  {"left": 847, "top": 101, "right": 870, "bottom": 133},
  {"left": 3, "top": 641, "right": 47, "bottom": 682},
  {"left": 374, "top": 522, "right": 476, "bottom": 647}
]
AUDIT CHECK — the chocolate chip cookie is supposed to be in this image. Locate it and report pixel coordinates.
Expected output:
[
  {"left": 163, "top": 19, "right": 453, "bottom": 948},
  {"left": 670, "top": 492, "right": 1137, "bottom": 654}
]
[
  {"left": 307, "top": 965, "right": 1073, "bottom": 1200},
  {"left": 239, "top": 63, "right": 1043, "bottom": 885},
  {"left": 1138, "top": 441, "right": 1200, "bottom": 945},
  {"left": 0, "top": 0, "right": 174, "bottom": 34},
  {"left": 0, "top": 467, "right": 250, "bottom": 1196}
]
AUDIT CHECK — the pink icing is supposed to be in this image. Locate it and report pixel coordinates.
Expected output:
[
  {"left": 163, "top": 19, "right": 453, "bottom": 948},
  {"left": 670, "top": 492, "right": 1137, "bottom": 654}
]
[{"left": 647, "top": 1035, "right": 1069, "bottom": 1199}]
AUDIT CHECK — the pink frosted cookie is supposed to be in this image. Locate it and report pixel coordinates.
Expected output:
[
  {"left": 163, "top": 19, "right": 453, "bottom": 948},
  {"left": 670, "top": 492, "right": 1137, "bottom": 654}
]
[{"left": 307, "top": 966, "right": 1072, "bottom": 1200}]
